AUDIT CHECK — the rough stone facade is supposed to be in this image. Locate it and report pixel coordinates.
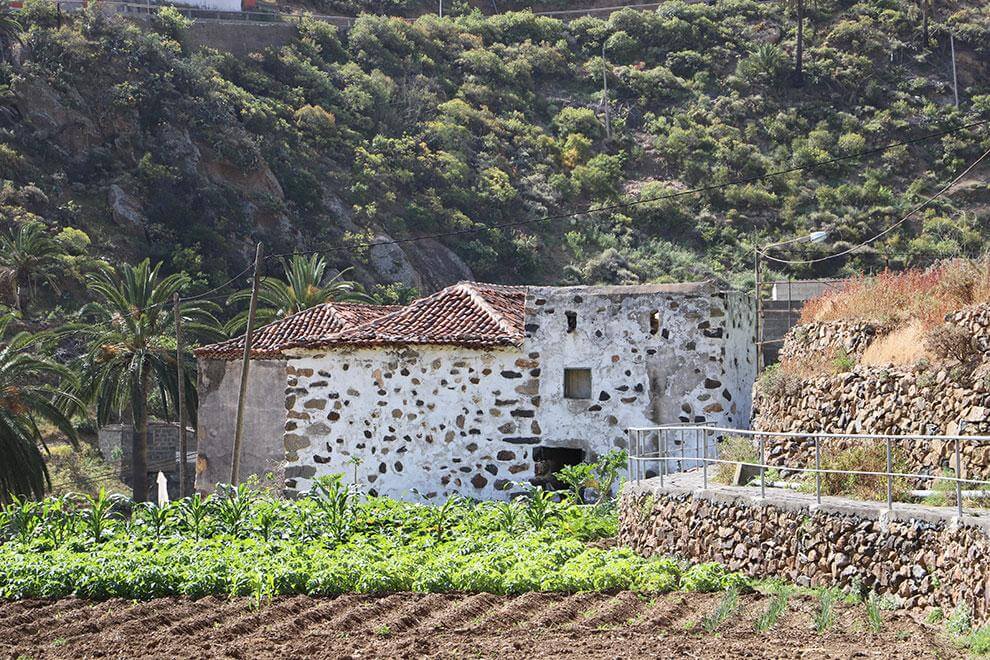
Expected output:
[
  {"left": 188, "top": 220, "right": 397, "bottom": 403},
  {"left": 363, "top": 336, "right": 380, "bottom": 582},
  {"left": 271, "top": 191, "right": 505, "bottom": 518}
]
[
  {"left": 620, "top": 476, "right": 990, "bottom": 621},
  {"left": 194, "top": 358, "right": 287, "bottom": 493},
  {"left": 282, "top": 285, "right": 756, "bottom": 500},
  {"left": 754, "top": 304, "right": 990, "bottom": 480}
]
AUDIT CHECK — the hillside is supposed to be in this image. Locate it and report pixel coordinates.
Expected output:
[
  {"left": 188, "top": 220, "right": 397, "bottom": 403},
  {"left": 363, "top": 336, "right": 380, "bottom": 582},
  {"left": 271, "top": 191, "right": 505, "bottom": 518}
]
[{"left": 1, "top": 0, "right": 989, "bottom": 313}]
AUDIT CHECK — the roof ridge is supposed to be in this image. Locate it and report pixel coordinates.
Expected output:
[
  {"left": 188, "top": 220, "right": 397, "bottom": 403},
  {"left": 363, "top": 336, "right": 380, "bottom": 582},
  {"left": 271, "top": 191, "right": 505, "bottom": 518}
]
[{"left": 458, "top": 282, "right": 522, "bottom": 339}]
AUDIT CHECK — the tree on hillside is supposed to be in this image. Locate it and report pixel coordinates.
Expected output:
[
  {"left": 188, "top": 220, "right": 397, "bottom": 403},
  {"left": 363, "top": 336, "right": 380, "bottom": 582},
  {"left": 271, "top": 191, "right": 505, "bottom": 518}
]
[
  {"left": 0, "top": 222, "right": 64, "bottom": 314},
  {"left": 778, "top": 0, "right": 806, "bottom": 85},
  {"left": 0, "top": 315, "right": 80, "bottom": 504},
  {"left": 0, "top": 3, "right": 22, "bottom": 64},
  {"left": 76, "top": 259, "right": 221, "bottom": 501},
  {"left": 224, "top": 254, "right": 370, "bottom": 335}
]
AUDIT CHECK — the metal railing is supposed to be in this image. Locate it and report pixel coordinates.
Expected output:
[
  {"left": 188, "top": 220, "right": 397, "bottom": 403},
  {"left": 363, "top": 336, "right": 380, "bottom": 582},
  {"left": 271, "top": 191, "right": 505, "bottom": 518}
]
[{"left": 626, "top": 424, "right": 990, "bottom": 518}]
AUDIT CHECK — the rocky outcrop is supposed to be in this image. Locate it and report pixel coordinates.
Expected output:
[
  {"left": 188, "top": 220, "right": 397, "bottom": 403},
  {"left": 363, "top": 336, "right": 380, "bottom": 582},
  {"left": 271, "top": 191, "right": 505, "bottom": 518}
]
[{"left": 619, "top": 479, "right": 990, "bottom": 620}]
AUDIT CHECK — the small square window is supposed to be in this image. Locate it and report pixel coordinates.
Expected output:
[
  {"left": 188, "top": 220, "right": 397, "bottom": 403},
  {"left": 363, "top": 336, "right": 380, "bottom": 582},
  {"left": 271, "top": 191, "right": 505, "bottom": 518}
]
[{"left": 564, "top": 368, "right": 592, "bottom": 399}]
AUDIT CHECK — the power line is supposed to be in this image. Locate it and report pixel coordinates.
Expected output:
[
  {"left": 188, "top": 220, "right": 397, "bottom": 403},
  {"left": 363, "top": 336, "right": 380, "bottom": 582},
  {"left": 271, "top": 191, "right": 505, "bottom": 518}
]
[
  {"left": 265, "top": 119, "right": 990, "bottom": 262},
  {"left": 760, "top": 145, "right": 990, "bottom": 266}
]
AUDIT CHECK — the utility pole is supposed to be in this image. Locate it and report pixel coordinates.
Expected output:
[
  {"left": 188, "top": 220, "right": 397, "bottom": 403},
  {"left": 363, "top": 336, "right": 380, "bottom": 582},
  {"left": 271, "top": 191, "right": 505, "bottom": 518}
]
[
  {"left": 793, "top": 0, "right": 805, "bottom": 86},
  {"left": 754, "top": 250, "right": 763, "bottom": 375},
  {"left": 230, "top": 242, "right": 264, "bottom": 486},
  {"left": 173, "top": 292, "right": 189, "bottom": 498},
  {"left": 950, "top": 33, "right": 959, "bottom": 108},
  {"left": 438, "top": 0, "right": 442, "bottom": 17},
  {"left": 601, "top": 42, "right": 612, "bottom": 141}
]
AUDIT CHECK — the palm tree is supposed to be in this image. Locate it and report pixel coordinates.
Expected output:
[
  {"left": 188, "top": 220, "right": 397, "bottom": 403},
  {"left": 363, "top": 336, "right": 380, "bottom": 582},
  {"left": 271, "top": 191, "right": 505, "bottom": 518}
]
[
  {"left": 0, "top": 222, "right": 64, "bottom": 314},
  {"left": 0, "top": 315, "right": 80, "bottom": 504},
  {"left": 0, "top": 3, "right": 22, "bottom": 65},
  {"left": 76, "top": 259, "right": 221, "bottom": 501},
  {"left": 224, "top": 254, "right": 370, "bottom": 335}
]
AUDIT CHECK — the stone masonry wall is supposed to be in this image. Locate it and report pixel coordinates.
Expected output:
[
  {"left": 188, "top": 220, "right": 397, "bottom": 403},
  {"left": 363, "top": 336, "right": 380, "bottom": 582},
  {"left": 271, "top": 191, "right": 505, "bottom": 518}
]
[
  {"left": 282, "top": 286, "right": 756, "bottom": 501},
  {"left": 778, "top": 319, "right": 892, "bottom": 362},
  {"left": 620, "top": 479, "right": 990, "bottom": 620},
  {"left": 755, "top": 304, "right": 990, "bottom": 481}
]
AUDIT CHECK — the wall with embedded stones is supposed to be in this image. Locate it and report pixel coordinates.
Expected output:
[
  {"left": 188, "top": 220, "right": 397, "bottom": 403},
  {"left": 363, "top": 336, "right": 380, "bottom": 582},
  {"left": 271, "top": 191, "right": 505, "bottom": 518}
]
[
  {"left": 620, "top": 478, "right": 990, "bottom": 620},
  {"left": 282, "top": 286, "right": 756, "bottom": 500}
]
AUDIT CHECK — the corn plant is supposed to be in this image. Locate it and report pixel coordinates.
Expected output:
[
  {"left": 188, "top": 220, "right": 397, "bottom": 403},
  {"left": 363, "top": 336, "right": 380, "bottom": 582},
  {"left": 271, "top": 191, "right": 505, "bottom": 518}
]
[
  {"left": 495, "top": 499, "right": 522, "bottom": 533},
  {"left": 524, "top": 486, "right": 559, "bottom": 531},
  {"left": 137, "top": 502, "right": 174, "bottom": 541},
  {"left": 78, "top": 488, "right": 120, "bottom": 543},
  {"left": 253, "top": 499, "right": 281, "bottom": 542},
  {"left": 37, "top": 495, "right": 73, "bottom": 548},
  {"left": 308, "top": 475, "right": 354, "bottom": 543},
  {"left": 213, "top": 483, "right": 255, "bottom": 537},
  {"left": 3, "top": 496, "right": 40, "bottom": 545},
  {"left": 428, "top": 494, "right": 464, "bottom": 543},
  {"left": 181, "top": 493, "right": 209, "bottom": 541}
]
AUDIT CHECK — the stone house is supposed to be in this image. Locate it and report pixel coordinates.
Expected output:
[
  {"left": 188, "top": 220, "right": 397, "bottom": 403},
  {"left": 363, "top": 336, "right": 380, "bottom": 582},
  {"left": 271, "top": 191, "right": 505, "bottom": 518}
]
[
  {"left": 193, "top": 301, "right": 399, "bottom": 492},
  {"left": 280, "top": 281, "right": 756, "bottom": 500}
]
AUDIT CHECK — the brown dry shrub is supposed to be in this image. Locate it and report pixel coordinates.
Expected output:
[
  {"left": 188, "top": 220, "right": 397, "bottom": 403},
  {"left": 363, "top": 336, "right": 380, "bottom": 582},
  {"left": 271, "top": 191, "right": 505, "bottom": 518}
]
[
  {"left": 800, "top": 258, "right": 990, "bottom": 328},
  {"left": 924, "top": 323, "right": 978, "bottom": 363}
]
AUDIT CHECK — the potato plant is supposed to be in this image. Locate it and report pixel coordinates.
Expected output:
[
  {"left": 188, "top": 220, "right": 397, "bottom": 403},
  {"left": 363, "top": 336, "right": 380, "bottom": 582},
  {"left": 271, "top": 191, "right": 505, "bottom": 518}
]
[{"left": 0, "top": 483, "right": 746, "bottom": 600}]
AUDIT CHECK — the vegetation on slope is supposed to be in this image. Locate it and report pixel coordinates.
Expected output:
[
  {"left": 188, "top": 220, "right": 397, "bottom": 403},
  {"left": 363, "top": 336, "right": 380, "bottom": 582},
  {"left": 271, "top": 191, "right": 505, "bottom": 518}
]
[{"left": 1, "top": 0, "right": 988, "bottom": 319}]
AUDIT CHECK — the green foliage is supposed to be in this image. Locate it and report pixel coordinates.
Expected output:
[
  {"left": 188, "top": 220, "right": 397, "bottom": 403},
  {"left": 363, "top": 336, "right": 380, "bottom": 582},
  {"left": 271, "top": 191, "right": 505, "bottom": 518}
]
[
  {"left": 151, "top": 6, "right": 191, "bottom": 45},
  {"left": 814, "top": 588, "right": 839, "bottom": 633},
  {"left": 864, "top": 592, "right": 884, "bottom": 633},
  {"left": 755, "top": 583, "right": 791, "bottom": 632},
  {"left": 699, "top": 586, "right": 740, "bottom": 632},
  {"left": 0, "top": 487, "right": 749, "bottom": 600}
]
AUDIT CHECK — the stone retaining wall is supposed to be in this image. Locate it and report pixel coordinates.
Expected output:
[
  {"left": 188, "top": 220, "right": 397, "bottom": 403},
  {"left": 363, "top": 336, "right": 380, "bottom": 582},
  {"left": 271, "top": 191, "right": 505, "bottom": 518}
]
[
  {"left": 778, "top": 319, "right": 891, "bottom": 362},
  {"left": 619, "top": 477, "right": 990, "bottom": 620}
]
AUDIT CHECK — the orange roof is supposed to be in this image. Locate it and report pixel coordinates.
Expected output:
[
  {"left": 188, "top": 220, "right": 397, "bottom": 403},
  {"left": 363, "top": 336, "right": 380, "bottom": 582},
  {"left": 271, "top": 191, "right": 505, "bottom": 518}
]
[
  {"left": 286, "top": 282, "right": 526, "bottom": 350},
  {"left": 195, "top": 302, "right": 401, "bottom": 360}
]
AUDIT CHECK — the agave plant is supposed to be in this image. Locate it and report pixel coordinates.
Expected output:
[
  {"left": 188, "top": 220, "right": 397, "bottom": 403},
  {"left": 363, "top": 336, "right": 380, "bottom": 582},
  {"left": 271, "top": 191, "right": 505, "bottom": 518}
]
[
  {"left": 223, "top": 254, "right": 370, "bottom": 335},
  {"left": 0, "top": 315, "right": 80, "bottom": 504}
]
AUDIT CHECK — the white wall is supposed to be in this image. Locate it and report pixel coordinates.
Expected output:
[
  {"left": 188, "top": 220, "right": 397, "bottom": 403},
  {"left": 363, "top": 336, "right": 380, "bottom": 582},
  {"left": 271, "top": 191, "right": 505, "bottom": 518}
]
[
  {"left": 282, "top": 287, "right": 757, "bottom": 501},
  {"left": 172, "top": 0, "right": 242, "bottom": 12}
]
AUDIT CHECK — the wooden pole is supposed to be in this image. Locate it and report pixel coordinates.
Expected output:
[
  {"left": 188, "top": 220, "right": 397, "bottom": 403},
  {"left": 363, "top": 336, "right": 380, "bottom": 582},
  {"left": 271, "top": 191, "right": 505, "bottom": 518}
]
[
  {"left": 231, "top": 242, "right": 264, "bottom": 486},
  {"left": 173, "top": 292, "right": 189, "bottom": 498},
  {"left": 950, "top": 33, "right": 959, "bottom": 108},
  {"left": 602, "top": 42, "right": 611, "bottom": 141},
  {"left": 793, "top": 0, "right": 804, "bottom": 86}
]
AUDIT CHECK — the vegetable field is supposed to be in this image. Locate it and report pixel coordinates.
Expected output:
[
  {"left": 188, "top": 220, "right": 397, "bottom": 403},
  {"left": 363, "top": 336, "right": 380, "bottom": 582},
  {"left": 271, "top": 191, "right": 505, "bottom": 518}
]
[{"left": 0, "top": 479, "right": 744, "bottom": 601}]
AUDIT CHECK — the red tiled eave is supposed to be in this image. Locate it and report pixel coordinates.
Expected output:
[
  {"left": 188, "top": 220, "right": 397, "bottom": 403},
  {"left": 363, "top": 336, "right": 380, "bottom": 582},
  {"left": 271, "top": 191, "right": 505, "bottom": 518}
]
[{"left": 194, "top": 302, "right": 401, "bottom": 360}]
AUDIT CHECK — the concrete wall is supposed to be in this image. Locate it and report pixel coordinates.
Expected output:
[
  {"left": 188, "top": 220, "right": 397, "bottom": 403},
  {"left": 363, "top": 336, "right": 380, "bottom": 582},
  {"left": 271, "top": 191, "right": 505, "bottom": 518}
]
[
  {"left": 282, "top": 287, "right": 757, "bottom": 501},
  {"left": 185, "top": 21, "right": 298, "bottom": 57},
  {"left": 195, "top": 358, "right": 287, "bottom": 493}
]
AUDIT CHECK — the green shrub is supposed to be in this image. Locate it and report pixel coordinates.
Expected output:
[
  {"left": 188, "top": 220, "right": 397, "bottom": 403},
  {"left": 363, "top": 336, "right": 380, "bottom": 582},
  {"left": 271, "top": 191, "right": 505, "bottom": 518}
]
[
  {"left": 152, "top": 6, "right": 191, "bottom": 44},
  {"left": 553, "top": 106, "right": 603, "bottom": 140}
]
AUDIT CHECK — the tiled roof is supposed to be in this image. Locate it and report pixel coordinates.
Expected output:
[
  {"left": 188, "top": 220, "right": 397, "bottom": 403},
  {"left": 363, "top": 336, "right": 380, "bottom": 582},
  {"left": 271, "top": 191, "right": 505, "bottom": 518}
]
[
  {"left": 194, "top": 302, "right": 400, "bottom": 360},
  {"left": 287, "top": 282, "right": 526, "bottom": 350}
]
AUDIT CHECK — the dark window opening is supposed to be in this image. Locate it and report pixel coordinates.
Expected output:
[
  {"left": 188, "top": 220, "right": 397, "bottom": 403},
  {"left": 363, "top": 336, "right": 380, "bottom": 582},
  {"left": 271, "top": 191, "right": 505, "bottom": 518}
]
[
  {"left": 564, "top": 368, "right": 592, "bottom": 399},
  {"left": 565, "top": 311, "right": 577, "bottom": 333},
  {"left": 649, "top": 311, "right": 660, "bottom": 335},
  {"left": 532, "top": 446, "right": 586, "bottom": 491}
]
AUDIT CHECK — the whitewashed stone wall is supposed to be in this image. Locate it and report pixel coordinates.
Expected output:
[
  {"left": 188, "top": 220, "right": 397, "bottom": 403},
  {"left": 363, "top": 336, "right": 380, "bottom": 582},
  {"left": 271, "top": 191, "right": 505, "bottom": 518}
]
[{"left": 283, "top": 286, "right": 756, "bottom": 500}]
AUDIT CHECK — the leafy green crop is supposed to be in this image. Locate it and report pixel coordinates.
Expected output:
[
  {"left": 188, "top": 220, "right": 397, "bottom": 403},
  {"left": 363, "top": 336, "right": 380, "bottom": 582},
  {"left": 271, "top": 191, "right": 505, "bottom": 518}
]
[{"left": 0, "top": 485, "right": 747, "bottom": 600}]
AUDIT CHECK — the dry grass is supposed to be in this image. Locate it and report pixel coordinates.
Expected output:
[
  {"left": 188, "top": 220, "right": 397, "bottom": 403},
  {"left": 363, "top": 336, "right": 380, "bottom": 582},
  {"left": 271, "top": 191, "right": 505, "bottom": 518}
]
[
  {"left": 801, "top": 258, "right": 990, "bottom": 328},
  {"left": 860, "top": 320, "right": 930, "bottom": 366}
]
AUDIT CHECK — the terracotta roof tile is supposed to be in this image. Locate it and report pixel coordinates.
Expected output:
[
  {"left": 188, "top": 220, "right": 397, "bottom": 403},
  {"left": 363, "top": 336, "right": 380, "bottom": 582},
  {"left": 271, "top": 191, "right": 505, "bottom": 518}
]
[
  {"left": 195, "top": 302, "right": 401, "bottom": 360},
  {"left": 287, "top": 282, "right": 526, "bottom": 350}
]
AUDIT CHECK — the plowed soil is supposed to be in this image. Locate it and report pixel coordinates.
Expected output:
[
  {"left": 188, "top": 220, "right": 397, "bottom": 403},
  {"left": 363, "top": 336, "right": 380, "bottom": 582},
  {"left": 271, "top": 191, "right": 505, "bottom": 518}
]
[{"left": 0, "top": 592, "right": 960, "bottom": 659}]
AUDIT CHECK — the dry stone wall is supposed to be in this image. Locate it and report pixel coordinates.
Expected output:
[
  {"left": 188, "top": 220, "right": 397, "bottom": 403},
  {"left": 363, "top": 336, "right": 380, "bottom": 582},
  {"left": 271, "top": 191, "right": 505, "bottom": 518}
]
[
  {"left": 778, "top": 319, "right": 892, "bottom": 362},
  {"left": 620, "top": 479, "right": 990, "bottom": 620},
  {"left": 755, "top": 304, "right": 990, "bottom": 481}
]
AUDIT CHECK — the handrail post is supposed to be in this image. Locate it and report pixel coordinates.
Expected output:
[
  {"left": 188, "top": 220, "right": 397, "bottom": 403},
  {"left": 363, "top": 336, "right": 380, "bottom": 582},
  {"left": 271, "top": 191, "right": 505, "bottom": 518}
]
[
  {"left": 759, "top": 433, "right": 766, "bottom": 498},
  {"left": 659, "top": 429, "right": 664, "bottom": 488},
  {"left": 814, "top": 435, "right": 821, "bottom": 505},
  {"left": 702, "top": 427, "right": 708, "bottom": 489},
  {"left": 955, "top": 436, "right": 963, "bottom": 519},
  {"left": 886, "top": 438, "right": 894, "bottom": 511}
]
